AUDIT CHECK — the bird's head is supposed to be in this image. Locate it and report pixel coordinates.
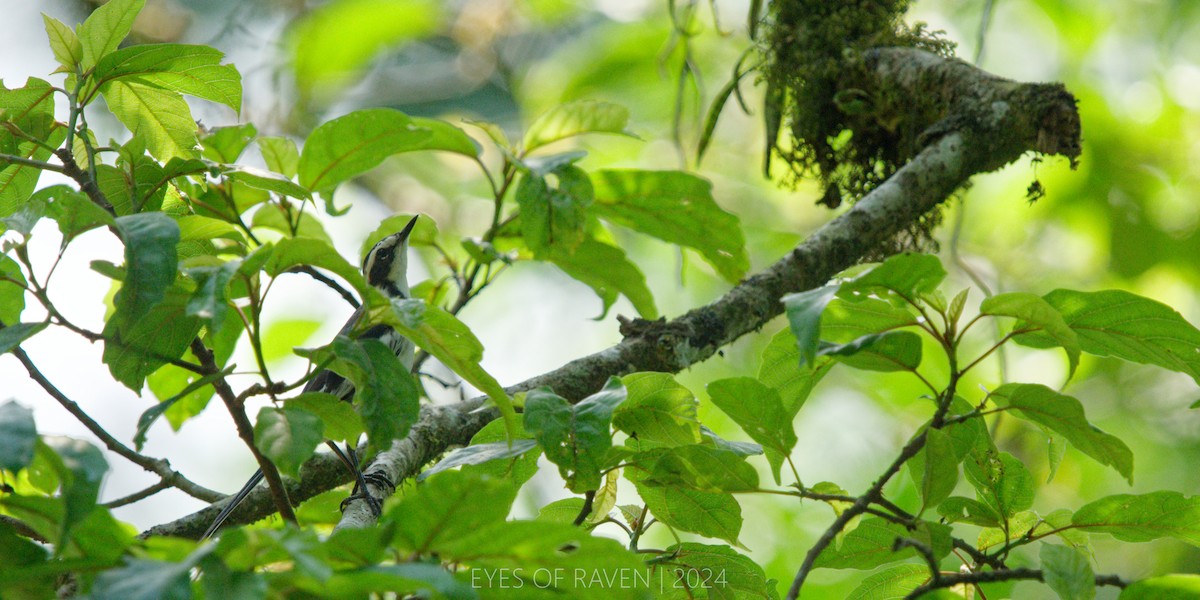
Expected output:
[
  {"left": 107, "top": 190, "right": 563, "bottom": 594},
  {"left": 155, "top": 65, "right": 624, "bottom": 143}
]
[{"left": 363, "top": 215, "right": 419, "bottom": 298}]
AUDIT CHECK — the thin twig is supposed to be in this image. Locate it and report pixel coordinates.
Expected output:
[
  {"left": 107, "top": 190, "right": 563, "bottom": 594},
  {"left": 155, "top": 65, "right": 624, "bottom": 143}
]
[
  {"left": 13, "top": 348, "right": 222, "bottom": 502},
  {"left": 105, "top": 480, "right": 173, "bottom": 508}
]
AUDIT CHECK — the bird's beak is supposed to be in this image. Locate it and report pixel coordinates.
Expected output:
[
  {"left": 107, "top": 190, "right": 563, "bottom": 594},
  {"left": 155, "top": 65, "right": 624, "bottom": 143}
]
[{"left": 398, "top": 215, "right": 419, "bottom": 241}]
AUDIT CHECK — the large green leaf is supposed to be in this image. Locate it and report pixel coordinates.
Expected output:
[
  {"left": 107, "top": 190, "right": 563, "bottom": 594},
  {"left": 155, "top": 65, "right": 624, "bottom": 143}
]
[
  {"left": 658, "top": 543, "right": 779, "bottom": 599},
  {"left": 1040, "top": 544, "right": 1095, "bottom": 600},
  {"left": 0, "top": 78, "right": 60, "bottom": 215},
  {"left": 43, "top": 437, "right": 108, "bottom": 545},
  {"left": 590, "top": 169, "right": 749, "bottom": 282},
  {"left": 842, "top": 254, "right": 947, "bottom": 300},
  {"left": 91, "top": 43, "right": 242, "bottom": 111},
  {"left": 523, "top": 100, "right": 634, "bottom": 152},
  {"left": 820, "top": 297, "right": 918, "bottom": 343},
  {"left": 964, "top": 449, "right": 1035, "bottom": 520},
  {"left": 707, "top": 377, "right": 796, "bottom": 485},
  {"left": 460, "top": 418, "right": 542, "bottom": 486},
  {"left": 813, "top": 517, "right": 951, "bottom": 570},
  {"left": 981, "top": 292, "right": 1080, "bottom": 380},
  {"left": 1015, "top": 289, "right": 1200, "bottom": 385},
  {"left": 546, "top": 235, "right": 658, "bottom": 319},
  {"left": 77, "top": 0, "right": 145, "bottom": 71},
  {"left": 103, "top": 286, "right": 202, "bottom": 390},
  {"left": 330, "top": 336, "right": 421, "bottom": 452},
  {"left": 1072, "top": 491, "right": 1200, "bottom": 546},
  {"left": 817, "top": 331, "right": 922, "bottom": 372},
  {"left": 627, "top": 467, "right": 743, "bottom": 546},
  {"left": 299, "top": 108, "right": 440, "bottom": 195},
  {"left": 265, "top": 237, "right": 370, "bottom": 297},
  {"left": 286, "top": 392, "right": 363, "bottom": 445},
  {"left": 0, "top": 401, "right": 36, "bottom": 473},
  {"left": 375, "top": 298, "right": 517, "bottom": 437},
  {"left": 917, "top": 428, "right": 958, "bottom": 512},
  {"left": 757, "top": 328, "right": 833, "bottom": 417},
  {"left": 782, "top": 285, "right": 839, "bottom": 367},
  {"left": 613, "top": 372, "right": 701, "bottom": 447},
  {"left": 845, "top": 564, "right": 929, "bottom": 600},
  {"left": 258, "top": 136, "right": 300, "bottom": 178},
  {"left": 254, "top": 407, "right": 324, "bottom": 479},
  {"left": 640, "top": 444, "right": 760, "bottom": 493},
  {"left": 524, "top": 378, "right": 626, "bottom": 492},
  {"left": 516, "top": 165, "right": 592, "bottom": 256},
  {"left": 990, "top": 384, "right": 1133, "bottom": 483},
  {"left": 112, "top": 213, "right": 180, "bottom": 330},
  {"left": 390, "top": 470, "right": 516, "bottom": 554},
  {"left": 0, "top": 322, "right": 48, "bottom": 356},
  {"left": 1120, "top": 575, "right": 1200, "bottom": 600},
  {"left": 101, "top": 80, "right": 199, "bottom": 161}
]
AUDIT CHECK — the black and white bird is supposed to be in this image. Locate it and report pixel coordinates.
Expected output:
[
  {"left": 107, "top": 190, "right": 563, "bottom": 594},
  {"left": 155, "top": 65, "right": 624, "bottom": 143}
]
[{"left": 202, "top": 215, "right": 419, "bottom": 539}]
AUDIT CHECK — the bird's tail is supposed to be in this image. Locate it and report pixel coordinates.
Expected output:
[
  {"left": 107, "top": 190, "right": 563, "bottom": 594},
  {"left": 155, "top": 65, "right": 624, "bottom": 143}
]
[{"left": 202, "top": 469, "right": 264, "bottom": 540}]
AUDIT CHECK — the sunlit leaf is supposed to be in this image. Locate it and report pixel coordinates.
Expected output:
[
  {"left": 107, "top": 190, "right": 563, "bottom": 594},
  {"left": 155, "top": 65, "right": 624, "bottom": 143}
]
[
  {"left": 101, "top": 80, "right": 199, "bottom": 161},
  {"left": 990, "top": 383, "right": 1133, "bottom": 484},
  {"left": 258, "top": 136, "right": 300, "bottom": 179},
  {"left": 546, "top": 236, "right": 657, "bottom": 319},
  {"left": 523, "top": 100, "right": 634, "bottom": 152},
  {"left": 92, "top": 43, "right": 242, "bottom": 112},
  {"left": 591, "top": 169, "right": 749, "bottom": 282},
  {"left": 814, "top": 517, "right": 951, "bottom": 570},
  {"left": 845, "top": 563, "right": 928, "bottom": 600},
  {"left": 758, "top": 327, "right": 833, "bottom": 416},
  {"left": 627, "top": 466, "right": 743, "bottom": 546},
  {"left": 42, "top": 15, "right": 82, "bottom": 71},
  {"left": 298, "top": 108, "right": 433, "bottom": 196},
  {"left": 254, "top": 407, "right": 323, "bottom": 479},
  {"left": 1120, "top": 575, "right": 1200, "bottom": 599},
  {"left": 982, "top": 292, "right": 1080, "bottom": 380},
  {"left": 613, "top": 372, "right": 701, "bottom": 447},
  {"left": 77, "top": 0, "right": 145, "bottom": 71},
  {"left": 707, "top": 377, "right": 796, "bottom": 485},
  {"left": 659, "top": 543, "right": 779, "bottom": 599},
  {"left": 1072, "top": 491, "right": 1200, "bottom": 546},
  {"left": 390, "top": 470, "right": 516, "bottom": 554}
]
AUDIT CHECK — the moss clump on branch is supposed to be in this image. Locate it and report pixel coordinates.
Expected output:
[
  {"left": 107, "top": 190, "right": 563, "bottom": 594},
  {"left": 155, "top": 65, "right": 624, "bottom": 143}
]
[{"left": 762, "top": 0, "right": 954, "bottom": 215}]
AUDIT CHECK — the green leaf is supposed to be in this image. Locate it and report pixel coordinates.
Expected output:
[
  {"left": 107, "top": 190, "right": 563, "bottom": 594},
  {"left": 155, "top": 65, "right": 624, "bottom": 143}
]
[
  {"left": 936, "top": 496, "right": 1002, "bottom": 527},
  {"left": 258, "top": 136, "right": 300, "bottom": 178},
  {"left": 200, "top": 123, "right": 256, "bottom": 162},
  {"left": 707, "top": 377, "right": 796, "bottom": 485},
  {"left": 390, "top": 470, "right": 516, "bottom": 554},
  {"left": 77, "top": 0, "right": 145, "bottom": 71},
  {"left": 443, "top": 520, "right": 650, "bottom": 599},
  {"left": 0, "top": 78, "right": 60, "bottom": 215},
  {"left": 641, "top": 444, "right": 760, "bottom": 493},
  {"left": 91, "top": 43, "right": 242, "bottom": 112},
  {"left": 964, "top": 450, "right": 1035, "bottom": 519},
  {"left": 1120, "top": 575, "right": 1200, "bottom": 599},
  {"left": 841, "top": 254, "right": 947, "bottom": 300},
  {"left": 265, "top": 237, "right": 370, "bottom": 297},
  {"left": 289, "top": 0, "right": 440, "bottom": 92},
  {"left": 298, "top": 108, "right": 436, "bottom": 196},
  {"left": 627, "top": 466, "right": 743, "bottom": 546},
  {"left": 90, "top": 557, "right": 196, "bottom": 600},
  {"left": 321, "top": 564, "right": 475, "bottom": 599},
  {"left": 1072, "top": 491, "right": 1200, "bottom": 546},
  {"left": 46, "top": 185, "right": 116, "bottom": 242},
  {"left": 409, "top": 117, "right": 480, "bottom": 157},
  {"left": 286, "top": 392, "right": 364, "bottom": 445},
  {"left": 44, "top": 437, "right": 108, "bottom": 543},
  {"left": 918, "top": 428, "right": 958, "bottom": 512},
  {"left": 43, "top": 15, "right": 82, "bottom": 71},
  {"left": 758, "top": 327, "right": 833, "bottom": 417},
  {"left": 820, "top": 297, "right": 919, "bottom": 343},
  {"left": 112, "top": 213, "right": 180, "bottom": 330},
  {"left": 977, "top": 511, "right": 1041, "bottom": 552},
  {"left": 612, "top": 372, "right": 701, "bottom": 446},
  {"left": 523, "top": 100, "right": 634, "bottom": 152},
  {"left": 516, "top": 165, "right": 592, "bottom": 256},
  {"left": 782, "top": 285, "right": 839, "bottom": 367},
  {"left": 252, "top": 204, "right": 332, "bottom": 243},
  {"left": 1015, "top": 289, "right": 1200, "bottom": 385},
  {"left": 223, "top": 164, "right": 312, "bottom": 199},
  {"left": 523, "top": 378, "right": 626, "bottom": 493},
  {"left": 461, "top": 418, "right": 542, "bottom": 486},
  {"left": 420, "top": 439, "right": 539, "bottom": 481},
  {"left": 0, "top": 255, "right": 26, "bottom": 325},
  {"left": 814, "top": 517, "right": 951, "bottom": 570},
  {"left": 817, "top": 331, "right": 922, "bottom": 372},
  {"left": 981, "top": 292, "right": 1080, "bottom": 380},
  {"left": 591, "top": 169, "right": 750, "bottom": 282},
  {"left": 101, "top": 80, "right": 199, "bottom": 161},
  {"left": 184, "top": 260, "right": 241, "bottom": 327},
  {"left": 990, "top": 383, "right": 1134, "bottom": 483},
  {"left": 376, "top": 298, "right": 518, "bottom": 438},
  {"left": 536, "top": 497, "right": 585, "bottom": 524},
  {"left": 1040, "top": 544, "right": 1095, "bottom": 600},
  {"left": 0, "top": 401, "right": 36, "bottom": 473},
  {"left": 846, "top": 563, "right": 929, "bottom": 600},
  {"left": 330, "top": 336, "right": 421, "bottom": 452},
  {"left": 546, "top": 235, "right": 658, "bottom": 319},
  {"left": 133, "top": 366, "right": 233, "bottom": 451},
  {"left": 103, "top": 286, "right": 202, "bottom": 390},
  {"left": 254, "top": 407, "right": 324, "bottom": 479},
  {"left": 0, "top": 322, "right": 48, "bottom": 356},
  {"left": 659, "top": 543, "right": 779, "bottom": 599}
]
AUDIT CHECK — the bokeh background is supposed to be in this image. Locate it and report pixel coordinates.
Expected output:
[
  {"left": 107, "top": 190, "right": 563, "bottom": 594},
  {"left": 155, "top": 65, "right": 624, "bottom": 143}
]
[{"left": 2, "top": 0, "right": 1198, "bottom": 597}]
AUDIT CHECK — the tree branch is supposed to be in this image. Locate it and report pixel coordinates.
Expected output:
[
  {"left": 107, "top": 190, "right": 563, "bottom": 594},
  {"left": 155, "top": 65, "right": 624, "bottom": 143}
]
[
  {"left": 905, "top": 567, "right": 1127, "bottom": 598},
  {"left": 146, "top": 48, "right": 1079, "bottom": 540}
]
